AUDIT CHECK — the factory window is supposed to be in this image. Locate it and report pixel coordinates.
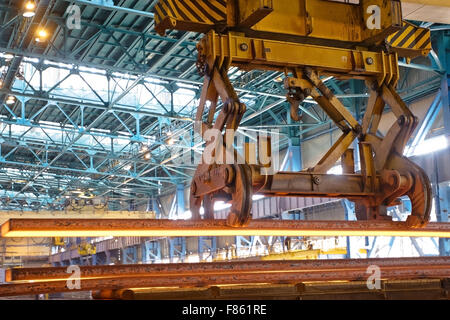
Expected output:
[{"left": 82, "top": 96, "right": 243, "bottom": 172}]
[
  {"left": 327, "top": 165, "right": 343, "bottom": 175},
  {"left": 405, "top": 135, "right": 449, "bottom": 157}
]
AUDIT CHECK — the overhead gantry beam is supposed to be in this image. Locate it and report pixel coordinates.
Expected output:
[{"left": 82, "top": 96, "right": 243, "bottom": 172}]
[
  {"left": 1, "top": 219, "right": 450, "bottom": 238},
  {"left": 0, "top": 210, "right": 155, "bottom": 226},
  {"left": 402, "top": 0, "right": 450, "bottom": 24},
  {"left": 68, "top": 0, "right": 156, "bottom": 19}
]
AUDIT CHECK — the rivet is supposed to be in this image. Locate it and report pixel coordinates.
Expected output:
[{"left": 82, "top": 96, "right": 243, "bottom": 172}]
[
  {"left": 313, "top": 176, "right": 321, "bottom": 185},
  {"left": 239, "top": 43, "right": 249, "bottom": 51}
]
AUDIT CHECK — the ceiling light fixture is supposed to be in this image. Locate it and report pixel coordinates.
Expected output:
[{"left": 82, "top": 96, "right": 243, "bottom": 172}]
[
  {"left": 23, "top": 1, "right": 36, "bottom": 18},
  {"left": 3, "top": 53, "right": 14, "bottom": 60},
  {"left": 35, "top": 29, "right": 48, "bottom": 42},
  {"left": 6, "top": 96, "right": 15, "bottom": 105}
]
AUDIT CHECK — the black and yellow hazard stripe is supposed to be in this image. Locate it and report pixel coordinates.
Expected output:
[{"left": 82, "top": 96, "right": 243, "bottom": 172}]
[
  {"left": 155, "top": 0, "right": 227, "bottom": 30},
  {"left": 387, "top": 21, "right": 431, "bottom": 57}
]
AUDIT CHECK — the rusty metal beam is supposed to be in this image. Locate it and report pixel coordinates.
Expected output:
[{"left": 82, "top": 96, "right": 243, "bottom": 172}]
[
  {"left": 1, "top": 257, "right": 450, "bottom": 297},
  {"left": 0, "top": 210, "right": 156, "bottom": 227},
  {"left": 6, "top": 257, "right": 450, "bottom": 282},
  {"left": 92, "top": 279, "right": 450, "bottom": 300},
  {"left": 2, "top": 219, "right": 450, "bottom": 238},
  {"left": 3, "top": 270, "right": 450, "bottom": 297}
]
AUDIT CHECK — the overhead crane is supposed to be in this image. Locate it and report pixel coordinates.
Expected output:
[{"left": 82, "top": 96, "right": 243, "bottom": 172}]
[
  {"left": 0, "top": 1, "right": 438, "bottom": 238},
  {"left": 0, "top": 1, "right": 444, "bottom": 242},
  {"left": 0, "top": 1, "right": 447, "bottom": 299},
  {"left": 154, "top": 0, "right": 434, "bottom": 228}
]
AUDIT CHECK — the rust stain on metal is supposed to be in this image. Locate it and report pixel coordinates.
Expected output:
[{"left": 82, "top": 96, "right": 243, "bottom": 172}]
[
  {"left": 93, "top": 279, "right": 449, "bottom": 300},
  {"left": 1, "top": 260, "right": 450, "bottom": 297},
  {"left": 151, "top": 0, "right": 434, "bottom": 228},
  {"left": 7, "top": 257, "right": 450, "bottom": 282}
]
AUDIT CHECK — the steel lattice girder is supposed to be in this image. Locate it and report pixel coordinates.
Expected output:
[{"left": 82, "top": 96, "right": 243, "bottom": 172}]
[
  {"left": 0, "top": 1, "right": 446, "bottom": 209},
  {"left": 0, "top": 55, "right": 439, "bottom": 188}
]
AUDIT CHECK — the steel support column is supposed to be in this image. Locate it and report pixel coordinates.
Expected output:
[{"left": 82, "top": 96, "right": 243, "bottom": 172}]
[
  {"left": 143, "top": 240, "right": 161, "bottom": 263},
  {"left": 438, "top": 183, "right": 450, "bottom": 256},
  {"left": 176, "top": 184, "right": 185, "bottom": 217},
  {"left": 282, "top": 138, "right": 302, "bottom": 172},
  {"left": 282, "top": 109, "right": 302, "bottom": 172},
  {"left": 105, "top": 250, "right": 111, "bottom": 265},
  {"left": 169, "top": 238, "right": 187, "bottom": 262},
  {"left": 343, "top": 200, "right": 356, "bottom": 259},
  {"left": 152, "top": 199, "right": 161, "bottom": 219},
  {"left": 436, "top": 32, "right": 449, "bottom": 134}
]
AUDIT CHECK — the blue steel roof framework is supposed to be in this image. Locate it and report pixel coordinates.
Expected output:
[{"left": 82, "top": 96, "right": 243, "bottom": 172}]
[{"left": 0, "top": 0, "right": 446, "bottom": 210}]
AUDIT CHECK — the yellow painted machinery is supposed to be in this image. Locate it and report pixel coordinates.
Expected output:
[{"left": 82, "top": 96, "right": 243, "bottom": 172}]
[
  {"left": 53, "top": 237, "right": 65, "bottom": 246},
  {"left": 154, "top": 0, "right": 433, "bottom": 228},
  {"left": 78, "top": 242, "right": 97, "bottom": 256},
  {"left": 260, "top": 247, "right": 348, "bottom": 261}
]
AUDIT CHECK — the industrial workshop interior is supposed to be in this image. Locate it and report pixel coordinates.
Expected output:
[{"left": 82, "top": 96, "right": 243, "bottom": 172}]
[{"left": 0, "top": 0, "right": 448, "bottom": 304}]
